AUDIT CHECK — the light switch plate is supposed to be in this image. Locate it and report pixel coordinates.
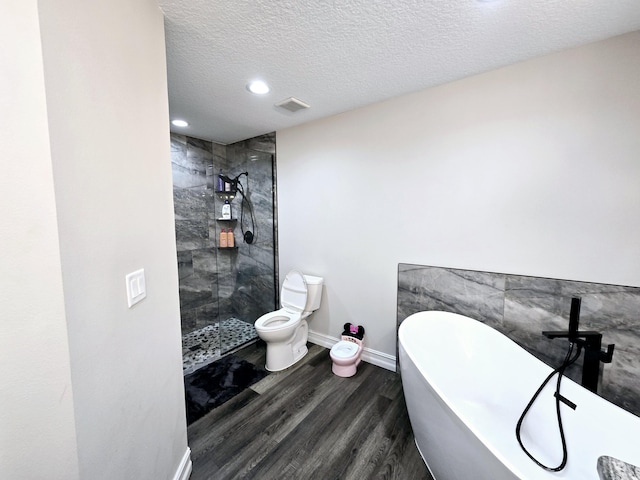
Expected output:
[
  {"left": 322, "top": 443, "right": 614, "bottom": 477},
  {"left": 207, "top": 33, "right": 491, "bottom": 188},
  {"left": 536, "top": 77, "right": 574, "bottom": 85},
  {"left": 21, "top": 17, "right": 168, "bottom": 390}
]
[{"left": 126, "top": 268, "right": 146, "bottom": 308}]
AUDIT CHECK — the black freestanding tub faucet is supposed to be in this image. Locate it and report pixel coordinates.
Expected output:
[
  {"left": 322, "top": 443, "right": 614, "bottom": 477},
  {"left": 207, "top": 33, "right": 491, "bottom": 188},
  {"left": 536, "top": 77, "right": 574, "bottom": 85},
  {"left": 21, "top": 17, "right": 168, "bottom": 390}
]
[{"left": 542, "top": 297, "right": 615, "bottom": 393}]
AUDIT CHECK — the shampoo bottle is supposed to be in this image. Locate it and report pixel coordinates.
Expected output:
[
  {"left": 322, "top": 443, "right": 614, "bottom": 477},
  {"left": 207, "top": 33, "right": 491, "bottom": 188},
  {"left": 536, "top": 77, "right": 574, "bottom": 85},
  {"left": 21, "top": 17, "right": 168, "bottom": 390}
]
[
  {"left": 226, "top": 228, "right": 235, "bottom": 248},
  {"left": 219, "top": 228, "right": 227, "bottom": 248},
  {"left": 217, "top": 169, "right": 224, "bottom": 192},
  {"left": 221, "top": 200, "right": 231, "bottom": 219}
]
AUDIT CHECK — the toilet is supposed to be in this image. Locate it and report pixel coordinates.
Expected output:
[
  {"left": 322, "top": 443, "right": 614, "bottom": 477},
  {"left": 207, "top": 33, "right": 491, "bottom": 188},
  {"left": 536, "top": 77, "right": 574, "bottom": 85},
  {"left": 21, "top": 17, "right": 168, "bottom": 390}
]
[
  {"left": 330, "top": 323, "right": 365, "bottom": 378},
  {"left": 255, "top": 270, "right": 324, "bottom": 372}
]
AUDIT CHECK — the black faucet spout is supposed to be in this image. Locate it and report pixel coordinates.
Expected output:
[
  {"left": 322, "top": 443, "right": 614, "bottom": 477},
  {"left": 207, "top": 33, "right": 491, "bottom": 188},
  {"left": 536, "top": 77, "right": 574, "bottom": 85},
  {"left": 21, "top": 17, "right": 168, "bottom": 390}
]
[{"left": 542, "top": 330, "right": 573, "bottom": 339}]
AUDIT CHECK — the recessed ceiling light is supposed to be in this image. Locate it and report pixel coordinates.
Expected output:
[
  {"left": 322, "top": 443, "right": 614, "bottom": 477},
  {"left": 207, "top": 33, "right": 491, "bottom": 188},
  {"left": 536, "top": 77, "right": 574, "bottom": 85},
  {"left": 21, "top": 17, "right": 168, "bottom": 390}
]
[
  {"left": 247, "top": 80, "right": 270, "bottom": 95},
  {"left": 171, "top": 119, "right": 189, "bottom": 127}
]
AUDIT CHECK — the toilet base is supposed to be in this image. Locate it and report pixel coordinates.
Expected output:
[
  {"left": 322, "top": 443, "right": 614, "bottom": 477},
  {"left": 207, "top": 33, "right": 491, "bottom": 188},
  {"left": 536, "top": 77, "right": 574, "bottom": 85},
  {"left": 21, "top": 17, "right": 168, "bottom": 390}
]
[
  {"left": 259, "top": 320, "right": 310, "bottom": 372},
  {"left": 265, "top": 342, "right": 308, "bottom": 372}
]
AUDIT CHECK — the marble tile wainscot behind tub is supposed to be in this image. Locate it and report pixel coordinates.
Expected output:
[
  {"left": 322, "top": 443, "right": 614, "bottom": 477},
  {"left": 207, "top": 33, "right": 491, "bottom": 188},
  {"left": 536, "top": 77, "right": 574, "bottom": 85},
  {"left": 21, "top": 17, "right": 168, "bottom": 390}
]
[{"left": 397, "top": 263, "right": 640, "bottom": 417}]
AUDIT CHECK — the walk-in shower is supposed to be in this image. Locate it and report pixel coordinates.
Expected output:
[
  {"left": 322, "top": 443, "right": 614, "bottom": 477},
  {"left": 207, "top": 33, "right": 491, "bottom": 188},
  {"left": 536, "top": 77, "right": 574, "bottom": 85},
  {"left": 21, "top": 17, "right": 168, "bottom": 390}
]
[{"left": 171, "top": 132, "right": 278, "bottom": 374}]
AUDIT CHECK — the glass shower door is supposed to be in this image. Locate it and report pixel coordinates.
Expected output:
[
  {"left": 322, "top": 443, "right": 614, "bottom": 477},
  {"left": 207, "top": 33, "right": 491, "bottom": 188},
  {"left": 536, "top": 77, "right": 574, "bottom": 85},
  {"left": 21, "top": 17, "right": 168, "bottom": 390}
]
[
  {"left": 171, "top": 134, "right": 222, "bottom": 374},
  {"left": 217, "top": 143, "right": 277, "bottom": 355}
]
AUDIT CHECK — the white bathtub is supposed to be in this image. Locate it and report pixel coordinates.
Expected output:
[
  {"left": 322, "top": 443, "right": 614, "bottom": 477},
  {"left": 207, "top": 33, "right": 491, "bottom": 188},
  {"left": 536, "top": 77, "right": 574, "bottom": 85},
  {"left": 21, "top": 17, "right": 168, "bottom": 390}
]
[{"left": 398, "top": 311, "right": 640, "bottom": 480}]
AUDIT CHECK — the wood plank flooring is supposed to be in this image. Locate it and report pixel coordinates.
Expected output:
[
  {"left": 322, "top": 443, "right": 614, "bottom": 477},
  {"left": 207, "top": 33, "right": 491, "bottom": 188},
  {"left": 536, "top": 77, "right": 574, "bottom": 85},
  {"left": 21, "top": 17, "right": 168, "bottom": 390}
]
[{"left": 187, "top": 342, "right": 433, "bottom": 480}]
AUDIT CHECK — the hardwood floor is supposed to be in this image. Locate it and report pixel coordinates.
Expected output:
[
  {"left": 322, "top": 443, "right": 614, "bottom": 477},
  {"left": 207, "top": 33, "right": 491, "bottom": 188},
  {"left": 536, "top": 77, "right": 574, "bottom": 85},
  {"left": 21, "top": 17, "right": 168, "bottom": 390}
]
[{"left": 187, "top": 342, "right": 433, "bottom": 480}]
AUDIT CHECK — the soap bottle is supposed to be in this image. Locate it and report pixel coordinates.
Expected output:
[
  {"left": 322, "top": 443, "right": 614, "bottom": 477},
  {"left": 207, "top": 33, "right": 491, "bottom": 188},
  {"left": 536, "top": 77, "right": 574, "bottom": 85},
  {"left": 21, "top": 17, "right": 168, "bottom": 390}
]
[
  {"left": 217, "top": 169, "right": 224, "bottom": 192},
  {"left": 219, "top": 228, "right": 227, "bottom": 248},
  {"left": 221, "top": 200, "right": 231, "bottom": 219},
  {"left": 226, "top": 228, "right": 235, "bottom": 248}
]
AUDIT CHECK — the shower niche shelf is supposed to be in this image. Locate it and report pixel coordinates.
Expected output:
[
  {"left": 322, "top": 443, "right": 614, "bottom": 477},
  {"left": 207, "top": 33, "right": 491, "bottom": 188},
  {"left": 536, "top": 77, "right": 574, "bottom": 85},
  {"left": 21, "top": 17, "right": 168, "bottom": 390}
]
[
  {"left": 215, "top": 190, "right": 236, "bottom": 201},
  {"left": 216, "top": 218, "right": 237, "bottom": 222},
  {"left": 217, "top": 246, "right": 238, "bottom": 251}
]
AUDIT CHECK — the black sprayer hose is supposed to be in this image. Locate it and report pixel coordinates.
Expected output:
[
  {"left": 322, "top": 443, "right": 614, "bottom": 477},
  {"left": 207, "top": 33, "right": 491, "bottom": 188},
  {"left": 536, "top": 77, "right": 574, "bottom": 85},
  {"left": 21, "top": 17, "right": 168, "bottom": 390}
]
[
  {"left": 515, "top": 342, "right": 583, "bottom": 472},
  {"left": 235, "top": 173, "right": 256, "bottom": 244}
]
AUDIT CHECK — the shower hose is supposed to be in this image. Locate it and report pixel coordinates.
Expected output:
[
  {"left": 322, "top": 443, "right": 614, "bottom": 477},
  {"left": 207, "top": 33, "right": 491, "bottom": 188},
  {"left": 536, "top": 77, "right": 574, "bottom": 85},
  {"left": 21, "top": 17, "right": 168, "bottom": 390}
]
[{"left": 515, "top": 342, "right": 583, "bottom": 472}]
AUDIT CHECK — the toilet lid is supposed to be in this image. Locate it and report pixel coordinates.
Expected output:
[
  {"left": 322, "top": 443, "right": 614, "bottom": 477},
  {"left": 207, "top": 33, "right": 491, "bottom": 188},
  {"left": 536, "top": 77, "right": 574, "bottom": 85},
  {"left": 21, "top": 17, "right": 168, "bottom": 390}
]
[
  {"left": 331, "top": 341, "right": 359, "bottom": 359},
  {"left": 281, "top": 270, "right": 308, "bottom": 314}
]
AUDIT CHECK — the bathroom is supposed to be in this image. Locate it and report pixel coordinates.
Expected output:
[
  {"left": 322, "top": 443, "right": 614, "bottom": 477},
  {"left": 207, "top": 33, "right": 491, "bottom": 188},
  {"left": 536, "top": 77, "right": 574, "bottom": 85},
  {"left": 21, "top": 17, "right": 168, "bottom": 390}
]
[
  {"left": 172, "top": 29, "right": 640, "bottom": 478},
  {"left": 171, "top": 29, "right": 640, "bottom": 479},
  {"left": 6, "top": 2, "right": 640, "bottom": 480}
]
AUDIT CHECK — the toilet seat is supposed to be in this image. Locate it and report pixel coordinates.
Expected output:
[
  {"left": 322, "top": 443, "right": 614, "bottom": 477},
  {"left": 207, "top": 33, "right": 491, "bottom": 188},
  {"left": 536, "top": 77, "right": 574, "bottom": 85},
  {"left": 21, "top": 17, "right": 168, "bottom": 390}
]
[
  {"left": 255, "top": 271, "right": 308, "bottom": 332},
  {"left": 330, "top": 340, "right": 359, "bottom": 359},
  {"left": 255, "top": 310, "right": 300, "bottom": 331}
]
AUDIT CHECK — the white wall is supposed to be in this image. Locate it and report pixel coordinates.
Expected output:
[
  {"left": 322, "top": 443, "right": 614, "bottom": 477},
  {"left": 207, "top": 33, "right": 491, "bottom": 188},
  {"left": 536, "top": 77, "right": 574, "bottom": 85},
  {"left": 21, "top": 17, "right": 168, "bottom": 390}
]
[
  {"left": 36, "top": 0, "right": 188, "bottom": 478},
  {"left": 0, "top": 2, "right": 80, "bottom": 478},
  {"left": 277, "top": 32, "right": 640, "bottom": 362},
  {"left": 0, "top": 1, "right": 188, "bottom": 479}
]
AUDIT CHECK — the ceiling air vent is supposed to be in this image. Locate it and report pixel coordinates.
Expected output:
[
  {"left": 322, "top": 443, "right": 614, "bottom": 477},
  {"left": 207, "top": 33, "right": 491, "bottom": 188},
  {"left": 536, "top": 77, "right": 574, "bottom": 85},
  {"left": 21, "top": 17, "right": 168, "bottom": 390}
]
[{"left": 275, "top": 97, "right": 310, "bottom": 113}]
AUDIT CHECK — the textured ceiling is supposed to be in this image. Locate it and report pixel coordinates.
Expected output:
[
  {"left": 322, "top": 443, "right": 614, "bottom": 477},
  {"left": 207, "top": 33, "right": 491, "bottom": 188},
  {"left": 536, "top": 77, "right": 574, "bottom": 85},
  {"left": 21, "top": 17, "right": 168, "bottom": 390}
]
[{"left": 158, "top": 0, "right": 640, "bottom": 144}]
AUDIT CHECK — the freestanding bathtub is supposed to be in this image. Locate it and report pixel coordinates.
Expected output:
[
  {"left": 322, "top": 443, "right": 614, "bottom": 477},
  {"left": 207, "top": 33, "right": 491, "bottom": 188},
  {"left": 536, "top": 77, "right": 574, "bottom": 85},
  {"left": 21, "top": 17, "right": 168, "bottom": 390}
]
[{"left": 399, "top": 311, "right": 640, "bottom": 480}]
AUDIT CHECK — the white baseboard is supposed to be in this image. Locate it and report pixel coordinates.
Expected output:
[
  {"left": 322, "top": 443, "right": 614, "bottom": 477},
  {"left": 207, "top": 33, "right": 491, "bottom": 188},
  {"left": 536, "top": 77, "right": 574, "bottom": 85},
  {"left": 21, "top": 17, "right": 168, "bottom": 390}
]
[
  {"left": 308, "top": 330, "right": 397, "bottom": 372},
  {"left": 173, "top": 447, "right": 192, "bottom": 480}
]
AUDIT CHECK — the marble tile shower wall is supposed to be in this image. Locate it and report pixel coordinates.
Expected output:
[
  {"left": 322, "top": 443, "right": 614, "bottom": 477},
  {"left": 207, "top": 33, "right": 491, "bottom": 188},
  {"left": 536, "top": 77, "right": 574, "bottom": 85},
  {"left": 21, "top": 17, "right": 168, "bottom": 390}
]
[
  {"left": 397, "top": 264, "right": 640, "bottom": 417},
  {"left": 171, "top": 132, "right": 277, "bottom": 334},
  {"left": 223, "top": 134, "right": 278, "bottom": 323},
  {"left": 172, "top": 134, "right": 227, "bottom": 333}
]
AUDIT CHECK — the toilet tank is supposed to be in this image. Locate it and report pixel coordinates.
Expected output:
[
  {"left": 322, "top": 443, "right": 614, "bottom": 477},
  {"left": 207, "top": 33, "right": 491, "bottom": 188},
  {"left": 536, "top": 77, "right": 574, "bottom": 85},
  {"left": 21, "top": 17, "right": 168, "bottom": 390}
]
[{"left": 303, "top": 275, "right": 324, "bottom": 312}]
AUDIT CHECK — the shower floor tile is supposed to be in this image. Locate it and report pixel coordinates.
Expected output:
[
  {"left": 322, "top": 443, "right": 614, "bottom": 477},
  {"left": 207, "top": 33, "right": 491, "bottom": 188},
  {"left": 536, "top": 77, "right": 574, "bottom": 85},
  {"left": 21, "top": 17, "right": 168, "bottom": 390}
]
[{"left": 182, "top": 318, "right": 258, "bottom": 375}]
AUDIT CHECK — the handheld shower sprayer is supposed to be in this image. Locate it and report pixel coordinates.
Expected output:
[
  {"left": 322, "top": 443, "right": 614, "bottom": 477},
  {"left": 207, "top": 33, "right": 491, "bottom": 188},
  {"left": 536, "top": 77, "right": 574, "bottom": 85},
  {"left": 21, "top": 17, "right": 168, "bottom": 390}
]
[
  {"left": 568, "top": 297, "right": 580, "bottom": 341},
  {"left": 542, "top": 297, "right": 582, "bottom": 342},
  {"left": 219, "top": 172, "right": 248, "bottom": 192}
]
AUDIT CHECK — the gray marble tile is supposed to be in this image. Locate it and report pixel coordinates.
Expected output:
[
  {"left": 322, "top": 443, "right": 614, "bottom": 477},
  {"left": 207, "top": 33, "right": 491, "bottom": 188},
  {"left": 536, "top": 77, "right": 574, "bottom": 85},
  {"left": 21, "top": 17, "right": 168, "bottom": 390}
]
[
  {"left": 187, "top": 136, "right": 213, "bottom": 163},
  {"left": 192, "top": 249, "right": 218, "bottom": 280},
  {"left": 212, "top": 143, "right": 228, "bottom": 160},
  {"left": 232, "top": 273, "right": 277, "bottom": 322},
  {"left": 397, "top": 264, "right": 504, "bottom": 327},
  {"left": 179, "top": 281, "right": 214, "bottom": 310},
  {"left": 177, "top": 251, "right": 193, "bottom": 280},
  {"left": 602, "top": 347, "right": 640, "bottom": 413},
  {"left": 195, "top": 302, "right": 219, "bottom": 330},
  {"left": 175, "top": 219, "right": 209, "bottom": 251},
  {"left": 173, "top": 186, "right": 208, "bottom": 220},
  {"left": 170, "top": 133, "right": 187, "bottom": 168},
  {"left": 237, "top": 246, "right": 275, "bottom": 276},
  {"left": 235, "top": 132, "right": 276, "bottom": 154},
  {"left": 181, "top": 308, "right": 197, "bottom": 333},
  {"left": 172, "top": 161, "right": 207, "bottom": 189}
]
